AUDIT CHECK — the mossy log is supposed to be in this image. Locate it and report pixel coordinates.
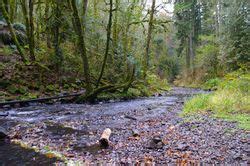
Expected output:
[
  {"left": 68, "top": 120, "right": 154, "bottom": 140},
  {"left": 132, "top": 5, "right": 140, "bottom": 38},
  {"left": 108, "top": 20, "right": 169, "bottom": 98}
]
[{"left": 0, "top": 92, "right": 84, "bottom": 107}]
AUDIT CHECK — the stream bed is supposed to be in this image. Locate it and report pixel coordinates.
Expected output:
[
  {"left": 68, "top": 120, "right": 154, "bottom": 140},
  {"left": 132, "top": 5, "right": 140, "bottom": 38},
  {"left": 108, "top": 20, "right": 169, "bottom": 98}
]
[{"left": 0, "top": 87, "right": 249, "bottom": 165}]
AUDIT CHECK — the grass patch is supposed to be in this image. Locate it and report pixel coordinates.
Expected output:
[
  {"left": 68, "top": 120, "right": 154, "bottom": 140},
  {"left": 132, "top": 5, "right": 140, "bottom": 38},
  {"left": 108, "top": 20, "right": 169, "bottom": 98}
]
[{"left": 182, "top": 71, "right": 250, "bottom": 130}]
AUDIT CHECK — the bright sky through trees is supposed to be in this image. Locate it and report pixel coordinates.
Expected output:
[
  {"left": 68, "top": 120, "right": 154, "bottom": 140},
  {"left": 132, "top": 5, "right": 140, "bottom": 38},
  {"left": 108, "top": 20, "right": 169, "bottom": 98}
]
[{"left": 146, "top": 0, "right": 174, "bottom": 15}]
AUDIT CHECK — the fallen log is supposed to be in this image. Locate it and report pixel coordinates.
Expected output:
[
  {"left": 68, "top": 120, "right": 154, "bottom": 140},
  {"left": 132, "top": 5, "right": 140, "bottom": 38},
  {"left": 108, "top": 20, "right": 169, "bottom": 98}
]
[
  {"left": 0, "top": 91, "right": 85, "bottom": 107},
  {"left": 77, "top": 66, "right": 135, "bottom": 102},
  {"left": 99, "top": 128, "right": 111, "bottom": 148}
]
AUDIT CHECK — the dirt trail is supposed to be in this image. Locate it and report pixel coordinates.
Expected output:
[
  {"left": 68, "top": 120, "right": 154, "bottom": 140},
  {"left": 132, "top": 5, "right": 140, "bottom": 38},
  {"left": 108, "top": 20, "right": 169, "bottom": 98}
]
[{"left": 0, "top": 87, "right": 248, "bottom": 165}]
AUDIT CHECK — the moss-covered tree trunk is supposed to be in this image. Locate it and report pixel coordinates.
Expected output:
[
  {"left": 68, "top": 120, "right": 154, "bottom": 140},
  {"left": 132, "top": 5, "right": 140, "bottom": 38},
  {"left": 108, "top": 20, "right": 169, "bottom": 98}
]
[
  {"left": 28, "top": 0, "right": 35, "bottom": 61},
  {"left": 186, "top": 38, "right": 190, "bottom": 70},
  {"left": 122, "top": 0, "right": 136, "bottom": 80},
  {"left": 0, "top": 0, "right": 26, "bottom": 62},
  {"left": 9, "top": 0, "right": 16, "bottom": 22},
  {"left": 53, "top": 0, "right": 63, "bottom": 73},
  {"left": 20, "top": 0, "right": 30, "bottom": 45},
  {"left": 36, "top": 0, "right": 42, "bottom": 46},
  {"left": 45, "top": 0, "right": 51, "bottom": 48},
  {"left": 93, "top": 0, "right": 99, "bottom": 18},
  {"left": 96, "top": 0, "right": 113, "bottom": 88},
  {"left": 82, "top": 0, "right": 88, "bottom": 25},
  {"left": 20, "top": 0, "right": 35, "bottom": 61},
  {"left": 111, "top": 0, "right": 119, "bottom": 64},
  {"left": 143, "top": 0, "right": 155, "bottom": 79},
  {"left": 70, "top": 0, "right": 92, "bottom": 94}
]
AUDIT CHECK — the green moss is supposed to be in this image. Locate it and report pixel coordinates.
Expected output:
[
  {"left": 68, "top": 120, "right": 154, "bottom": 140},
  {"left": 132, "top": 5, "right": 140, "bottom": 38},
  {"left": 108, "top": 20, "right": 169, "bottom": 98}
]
[
  {"left": 182, "top": 94, "right": 211, "bottom": 115},
  {"left": 0, "top": 47, "right": 13, "bottom": 55},
  {"left": 202, "top": 78, "right": 221, "bottom": 90},
  {"left": 7, "top": 85, "right": 18, "bottom": 94},
  {"left": 127, "top": 88, "right": 141, "bottom": 97},
  {"left": 46, "top": 84, "right": 56, "bottom": 92}
]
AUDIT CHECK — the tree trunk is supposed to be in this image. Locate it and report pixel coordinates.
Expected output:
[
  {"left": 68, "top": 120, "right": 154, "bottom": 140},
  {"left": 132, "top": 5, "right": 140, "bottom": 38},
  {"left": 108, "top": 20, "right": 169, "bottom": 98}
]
[
  {"left": 189, "top": 32, "right": 194, "bottom": 73},
  {"left": 82, "top": 0, "right": 88, "bottom": 25},
  {"left": 3, "top": 0, "right": 8, "bottom": 13},
  {"left": 93, "top": 0, "right": 99, "bottom": 18},
  {"left": 36, "top": 0, "right": 42, "bottom": 46},
  {"left": 96, "top": 0, "right": 113, "bottom": 88},
  {"left": 70, "top": 0, "right": 92, "bottom": 93},
  {"left": 186, "top": 38, "right": 190, "bottom": 70},
  {"left": 9, "top": 0, "right": 16, "bottom": 22},
  {"left": 53, "top": 0, "right": 63, "bottom": 73},
  {"left": 111, "top": 0, "right": 119, "bottom": 64},
  {"left": 45, "top": 0, "right": 51, "bottom": 48},
  {"left": 143, "top": 0, "right": 156, "bottom": 79},
  {"left": 122, "top": 0, "right": 136, "bottom": 78},
  {"left": 0, "top": 1, "right": 26, "bottom": 62},
  {"left": 21, "top": 0, "right": 30, "bottom": 47},
  {"left": 28, "top": 0, "right": 35, "bottom": 61}
]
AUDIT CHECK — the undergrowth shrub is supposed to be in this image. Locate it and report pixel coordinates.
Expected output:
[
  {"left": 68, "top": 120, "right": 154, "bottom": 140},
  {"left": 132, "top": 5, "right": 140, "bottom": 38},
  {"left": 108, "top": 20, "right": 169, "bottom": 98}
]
[
  {"left": 183, "top": 70, "right": 250, "bottom": 129},
  {"left": 202, "top": 78, "right": 221, "bottom": 90}
]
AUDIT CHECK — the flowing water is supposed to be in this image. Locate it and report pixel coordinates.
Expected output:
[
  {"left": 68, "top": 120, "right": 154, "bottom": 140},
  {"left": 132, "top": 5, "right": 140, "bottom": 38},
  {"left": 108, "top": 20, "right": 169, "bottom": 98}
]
[{"left": 0, "top": 87, "right": 248, "bottom": 165}]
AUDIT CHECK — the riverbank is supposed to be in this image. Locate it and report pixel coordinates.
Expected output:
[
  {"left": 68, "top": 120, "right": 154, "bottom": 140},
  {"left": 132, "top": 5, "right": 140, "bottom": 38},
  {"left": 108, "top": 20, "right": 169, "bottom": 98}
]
[{"left": 0, "top": 87, "right": 248, "bottom": 164}]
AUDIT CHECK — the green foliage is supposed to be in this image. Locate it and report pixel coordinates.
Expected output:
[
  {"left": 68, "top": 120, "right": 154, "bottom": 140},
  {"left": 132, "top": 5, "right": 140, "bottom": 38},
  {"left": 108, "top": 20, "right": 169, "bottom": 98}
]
[
  {"left": 158, "top": 55, "right": 181, "bottom": 82},
  {"left": 183, "top": 71, "right": 250, "bottom": 129},
  {"left": 174, "top": 34, "right": 222, "bottom": 87},
  {"left": 7, "top": 85, "right": 27, "bottom": 94},
  {"left": 46, "top": 84, "right": 59, "bottom": 92},
  {"left": 146, "top": 72, "right": 170, "bottom": 92},
  {"left": 183, "top": 93, "right": 210, "bottom": 114},
  {"left": 202, "top": 78, "right": 221, "bottom": 90},
  {"left": 127, "top": 88, "right": 141, "bottom": 97},
  {"left": 195, "top": 35, "right": 219, "bottom": 76},
  {"left": 0, "top": 47, "right": 13, "bottom": 55},
  {"left": 223, "top": 0, "right": 249, "bottom": 70}
]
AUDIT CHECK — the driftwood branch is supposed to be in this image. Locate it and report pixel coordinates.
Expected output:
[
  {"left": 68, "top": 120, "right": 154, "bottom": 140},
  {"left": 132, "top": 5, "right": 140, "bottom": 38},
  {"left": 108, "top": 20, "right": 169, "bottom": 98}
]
[{"left": 99, "top": 128, "right": 111, "bottom": 148}]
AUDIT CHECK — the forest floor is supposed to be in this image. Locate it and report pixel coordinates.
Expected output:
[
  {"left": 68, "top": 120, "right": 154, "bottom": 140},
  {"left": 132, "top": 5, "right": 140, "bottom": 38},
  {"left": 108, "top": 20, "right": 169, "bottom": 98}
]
[{"left": 0, "top": 87, "right": 249, "bottom": 165}]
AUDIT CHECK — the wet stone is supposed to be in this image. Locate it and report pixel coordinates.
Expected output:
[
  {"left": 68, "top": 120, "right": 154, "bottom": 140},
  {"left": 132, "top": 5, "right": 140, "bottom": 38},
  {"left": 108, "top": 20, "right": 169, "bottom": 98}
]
[
  {"left": 152, "top": 136, "right": 162, "bottom": 144},
  {"left": 132, "top": 129, "right": 140, "bottom": 137},
  {"left": 0, "top": 87, "right": 248, "bottom": 164},
  {"left": 0, "top": 127, "right": 8, "bottom": 140},
  {"left": 176, "top": 143, "right": 189, "bottom": 151}
]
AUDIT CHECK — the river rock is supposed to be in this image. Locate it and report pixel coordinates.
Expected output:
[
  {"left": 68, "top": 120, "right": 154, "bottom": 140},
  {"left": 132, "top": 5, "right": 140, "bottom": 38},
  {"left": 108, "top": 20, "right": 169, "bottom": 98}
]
[
  {"left": 0, "top": 127, "right": 8, "bottom": 139},
  {"left": 0, "top": 112, "right": 9, "bottom": 117},
  {"left": 176, "top": 142, "right": 189, "bottom": 151},
  {"left": 152, "top": 136, "right": 162, "bottom": 144},
  {"left": 132, "top": 129, "right": 140, "bottom": 137},
  {"left": 147, "top": 136, "right": 164, "bottom": 149}
]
